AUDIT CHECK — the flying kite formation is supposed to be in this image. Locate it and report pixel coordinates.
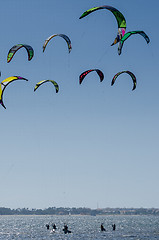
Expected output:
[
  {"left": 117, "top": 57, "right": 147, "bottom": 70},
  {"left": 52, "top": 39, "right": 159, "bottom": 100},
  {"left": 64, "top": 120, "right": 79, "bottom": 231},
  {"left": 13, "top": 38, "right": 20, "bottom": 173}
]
[
  {"left": 79, "top": 5, "right": 150, "bottom": 54},
  {"left": 0, "top": 4, "right": 150, "bottom": 109}
]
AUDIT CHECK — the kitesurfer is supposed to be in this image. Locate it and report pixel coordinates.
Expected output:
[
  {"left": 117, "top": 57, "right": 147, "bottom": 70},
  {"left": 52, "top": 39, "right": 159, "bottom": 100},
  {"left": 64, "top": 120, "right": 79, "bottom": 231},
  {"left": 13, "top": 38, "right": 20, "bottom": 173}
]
[
  {"left": 46, "top": 224, "right": 50, "bottom": 230},
  {"left": 112, "top": 224, "right": 116, "bottom": 231},
  {"left": 101, "top": 223, "right": 106, "bottom": 231},
  {"left": 63, "top": 224, "right": 71, "bottom": 234},
  {"left": 52, "top": 224, "right": 57, "bottom": 230}
]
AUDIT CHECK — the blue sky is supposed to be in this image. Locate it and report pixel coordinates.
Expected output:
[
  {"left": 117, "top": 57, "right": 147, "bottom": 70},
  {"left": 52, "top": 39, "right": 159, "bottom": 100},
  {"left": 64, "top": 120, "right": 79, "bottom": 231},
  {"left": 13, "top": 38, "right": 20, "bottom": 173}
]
[{"left": 0, "top": 0, "right": 159, "bottom": 209}]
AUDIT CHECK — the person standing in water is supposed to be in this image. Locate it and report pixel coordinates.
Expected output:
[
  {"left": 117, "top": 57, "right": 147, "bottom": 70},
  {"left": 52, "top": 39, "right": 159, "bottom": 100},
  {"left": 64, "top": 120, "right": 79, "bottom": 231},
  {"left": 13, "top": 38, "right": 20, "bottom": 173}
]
[
  {"left": 46, "top": 224, "right": 50, "bottom": 230},
  {"left": 63, "top": 224, "right": 71, "bottom": 234},
  {"left": 101, "top": 223, "right": 106, "bottom": 231},
  {"left": 112, "top": 224, "right": 116, "bottom": 231},
  {"left": 52, "top": 224, "right": 56, "bottom": 230}
]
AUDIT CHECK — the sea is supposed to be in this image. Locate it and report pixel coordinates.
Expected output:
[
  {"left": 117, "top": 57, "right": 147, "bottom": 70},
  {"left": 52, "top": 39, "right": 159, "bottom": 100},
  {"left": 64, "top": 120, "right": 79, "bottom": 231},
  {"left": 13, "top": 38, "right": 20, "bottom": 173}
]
[{"left": 0, "top": 215, "right": 159, "bottom": 240}]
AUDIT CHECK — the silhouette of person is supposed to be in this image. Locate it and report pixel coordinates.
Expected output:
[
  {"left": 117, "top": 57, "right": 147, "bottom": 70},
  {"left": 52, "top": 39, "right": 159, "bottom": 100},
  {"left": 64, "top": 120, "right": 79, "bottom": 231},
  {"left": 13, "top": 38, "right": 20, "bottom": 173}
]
[
  {"left": 46, "top": 224, "right": 49, "bottom": 230},
  {"left": 52, "top": 224, "right": 56, "bottom": 230},
  {"left": 101, "top": 223, "right": 106, "bottom": 231},
  {"left": 112, "top": 224, "right": 116, "bottom": 231},
  {"left": 63, "top": 224, "right": 68, "bottom": 234},
  {"left": 63, "top": 224, "right": 71, "bottom": 234}
]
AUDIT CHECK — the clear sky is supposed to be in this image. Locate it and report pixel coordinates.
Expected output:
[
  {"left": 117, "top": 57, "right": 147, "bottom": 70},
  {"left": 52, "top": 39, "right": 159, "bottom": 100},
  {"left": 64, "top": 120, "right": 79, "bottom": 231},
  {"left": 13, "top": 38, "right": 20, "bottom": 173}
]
[{"left": 0, "top": 0, "right": 159, "bottom": 209}]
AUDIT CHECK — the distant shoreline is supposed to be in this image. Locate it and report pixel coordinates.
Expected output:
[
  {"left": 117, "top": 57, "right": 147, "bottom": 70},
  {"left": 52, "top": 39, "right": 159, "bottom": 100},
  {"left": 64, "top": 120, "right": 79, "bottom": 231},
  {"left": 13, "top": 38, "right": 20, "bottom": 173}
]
[
  {"left": 0, "top": 214, "right": 159, "bottom": 217},
  {"left": 0, "top": 207, "right": 159, "bottom": 216}
]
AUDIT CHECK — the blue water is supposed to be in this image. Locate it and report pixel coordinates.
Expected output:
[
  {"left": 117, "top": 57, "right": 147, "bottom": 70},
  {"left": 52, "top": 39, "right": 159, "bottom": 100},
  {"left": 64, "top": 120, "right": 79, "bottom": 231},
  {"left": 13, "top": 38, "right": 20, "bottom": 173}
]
[{"left": 0, "top": 215, "right": 159, "bottom": 239}]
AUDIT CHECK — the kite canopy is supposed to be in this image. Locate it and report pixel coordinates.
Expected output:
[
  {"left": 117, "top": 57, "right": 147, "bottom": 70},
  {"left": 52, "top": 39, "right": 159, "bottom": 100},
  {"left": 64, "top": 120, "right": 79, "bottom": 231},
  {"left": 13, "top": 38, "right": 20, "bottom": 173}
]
[
  {"left": 43, "top": 34, "right": 72, "bottom": 53},
  {"left": 111, "top": 71, "right": 137, "bottom": 91},
  {"left": 0, "top": 76, "right": 28, "bottom": 109},
  {"left": 7, "top": 44, "right": 34, "bottom": 63},
  {"left": 118, "top": 30, "right": 150, "bottom": 55},
  {"left": 79, "top": 69, "right": 104, "bottom": 84},
  {"left": 79, "top": 5, "right": 126, "bottom": 45},
  {"left": 34, "top": 80, "right": 59, "bottom": 93}
]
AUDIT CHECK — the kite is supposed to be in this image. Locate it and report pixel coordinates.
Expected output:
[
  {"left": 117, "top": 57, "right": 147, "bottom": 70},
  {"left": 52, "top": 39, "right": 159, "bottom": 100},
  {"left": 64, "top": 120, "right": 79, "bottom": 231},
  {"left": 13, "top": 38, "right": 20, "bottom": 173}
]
[
  {"left": 7, "top": 44, "right": 34, "bottom": 63},
  {"left": 0, "top": 76, "right": 28, "bottom": 109},
  {"left": 118, "top": 31, "right": 150, "bottom": 55},
  {"left": 79, "top": 5, "right": 126, "bottom": 45},
  {"left": 43, "top": 34, "right": 72, "bottom": 53},
  {"left": 79, "top": 69, "right": 104, "bottom": 84},
  {"left": 111, "top": 71, "right": 136, "bottom": 91},
  {"left": 34, "top": 80, "right": 59, "bottom": 93}
]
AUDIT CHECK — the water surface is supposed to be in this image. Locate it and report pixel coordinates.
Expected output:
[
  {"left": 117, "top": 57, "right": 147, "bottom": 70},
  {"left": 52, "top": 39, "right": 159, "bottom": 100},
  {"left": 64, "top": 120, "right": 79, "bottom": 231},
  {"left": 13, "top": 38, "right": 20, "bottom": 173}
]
[{"left": 0, "top": 215, "right": 159, "bottom": 239}]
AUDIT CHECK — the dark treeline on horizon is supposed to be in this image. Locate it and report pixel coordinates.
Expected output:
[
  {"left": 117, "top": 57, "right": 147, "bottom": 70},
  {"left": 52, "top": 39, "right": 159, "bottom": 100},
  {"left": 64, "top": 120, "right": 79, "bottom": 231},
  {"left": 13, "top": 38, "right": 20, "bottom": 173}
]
[{"left": 0, "top": 207, "right": 159, "bottom": 215}]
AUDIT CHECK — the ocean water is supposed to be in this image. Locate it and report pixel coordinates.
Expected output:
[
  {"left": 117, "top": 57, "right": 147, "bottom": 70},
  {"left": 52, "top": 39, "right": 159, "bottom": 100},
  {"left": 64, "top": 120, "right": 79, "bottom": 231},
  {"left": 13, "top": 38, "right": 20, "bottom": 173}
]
[{"left": 0, "top": 215, "right": 159, "bottom": 240}]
